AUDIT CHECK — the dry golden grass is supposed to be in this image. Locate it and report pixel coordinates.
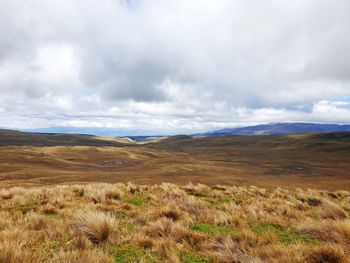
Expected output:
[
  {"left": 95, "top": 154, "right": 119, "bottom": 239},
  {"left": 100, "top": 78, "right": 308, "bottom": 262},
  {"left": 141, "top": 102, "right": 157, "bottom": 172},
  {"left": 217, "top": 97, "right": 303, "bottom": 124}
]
[
  {"left": 72, "top": 210, "right": 116, "bottom": 244},
  {"left": 0, "top": 182, "right": 350, "bottom": 262},
  {"left": 318, "top": 200, "right": 348, "bottom": 220},
  {"left": 305, "top": 245, "right": 348, "bottom": 263},
  {"left": 0, "top": 239, "right": 26, "bottom": 263}
]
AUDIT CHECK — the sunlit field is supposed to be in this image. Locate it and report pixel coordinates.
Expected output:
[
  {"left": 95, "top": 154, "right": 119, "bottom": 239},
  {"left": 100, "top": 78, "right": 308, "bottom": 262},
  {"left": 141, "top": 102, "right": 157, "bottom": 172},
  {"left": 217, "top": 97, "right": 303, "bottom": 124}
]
[{"left": 1, "top": 182, "right": 349, "bottom": 262}]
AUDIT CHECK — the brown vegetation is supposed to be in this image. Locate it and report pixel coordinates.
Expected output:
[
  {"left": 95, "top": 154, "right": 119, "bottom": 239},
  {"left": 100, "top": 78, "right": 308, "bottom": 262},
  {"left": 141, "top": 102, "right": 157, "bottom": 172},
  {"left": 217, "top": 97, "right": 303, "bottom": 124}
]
[
  {"left": 0, "top": 182, "right": 350, "bottom": 262},
  {"left": 0, "top": 132, "right": 350, "bottom": 190}
]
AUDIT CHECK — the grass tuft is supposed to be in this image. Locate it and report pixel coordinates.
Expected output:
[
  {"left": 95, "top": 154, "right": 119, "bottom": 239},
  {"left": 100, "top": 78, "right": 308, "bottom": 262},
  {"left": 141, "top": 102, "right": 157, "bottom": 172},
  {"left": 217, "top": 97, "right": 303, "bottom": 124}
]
[
  {"left": 305, "top": 245, "right": 347, "bottom": 263},
  {"left": 72, "top": 210, "right": 116, "bottom": 244}
]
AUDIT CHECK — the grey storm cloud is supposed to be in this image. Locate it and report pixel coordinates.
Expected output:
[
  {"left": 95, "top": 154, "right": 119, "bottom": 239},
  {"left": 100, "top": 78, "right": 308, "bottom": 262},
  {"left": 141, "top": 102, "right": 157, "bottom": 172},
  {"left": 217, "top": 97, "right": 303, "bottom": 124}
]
[{"left": 0, "top": 0, "right": 350, "bottom": 132}]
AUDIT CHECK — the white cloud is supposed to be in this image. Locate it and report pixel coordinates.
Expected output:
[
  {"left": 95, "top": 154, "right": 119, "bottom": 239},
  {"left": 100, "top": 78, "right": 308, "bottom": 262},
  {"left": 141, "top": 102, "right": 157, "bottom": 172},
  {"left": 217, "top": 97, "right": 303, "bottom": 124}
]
[{"left": 0, "top": 0, "right": 349, "bottom": 133}]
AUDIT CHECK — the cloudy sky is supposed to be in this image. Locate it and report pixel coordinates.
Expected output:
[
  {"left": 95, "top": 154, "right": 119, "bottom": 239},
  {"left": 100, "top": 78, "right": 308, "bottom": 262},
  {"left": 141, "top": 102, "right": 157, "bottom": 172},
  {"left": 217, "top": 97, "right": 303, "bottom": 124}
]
[{"left": 0, "top": 0, "right": 350, "bottom": 135}]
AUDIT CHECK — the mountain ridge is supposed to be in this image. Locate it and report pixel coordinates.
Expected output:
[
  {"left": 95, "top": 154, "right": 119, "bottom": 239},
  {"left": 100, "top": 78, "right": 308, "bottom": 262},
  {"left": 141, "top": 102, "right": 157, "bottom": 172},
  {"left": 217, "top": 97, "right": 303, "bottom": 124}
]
[
  {"left": 14, "top": 122, "right": 350, "bottom": 138},
  {"left": 197, "top": 123, "right": 350, "bottom": 136}
]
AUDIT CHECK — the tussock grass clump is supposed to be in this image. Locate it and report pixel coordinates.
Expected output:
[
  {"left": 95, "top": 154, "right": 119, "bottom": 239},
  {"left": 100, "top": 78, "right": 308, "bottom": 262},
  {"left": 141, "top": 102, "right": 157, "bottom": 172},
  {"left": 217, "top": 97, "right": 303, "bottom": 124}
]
[
  {"left": 105, "top": 189, "right": 123, "bottom": 200},
  {"left": 146, "top": 218, "right": 180, "bottom": 238},
  {"left": 183, "top": 183, "right": 211, "bottom": 197},
  {"left": 53, "top": 250, "right": 112, "bottom": 263},
  {"left": 298, "top": 220, "right": 350, "bottom": 246},
  {"left": 0, "top": 190, "right": 14, "bottom": 200},
  {"left": 154, "top": 205, "right": 182, "bottom": 221},
  {"left": 0, "top": 239, "right": 26, "bottom": 263},
  {"left": 0, "top": 183, "right": 349, "bottom": 262},
  {"left": 307, "top": 197, "right": 322, "bottom": 207},
  {"left": 133, "top": 235, "right": 154, "bottom": 249},
  {"left": 209, "top": 237, "right": 262, "bottom": 263},
  {"left": 73, "top": 187, "right": 85, "bottom": 197},
  {"left": 73, "top": 234, "right": 92, "bottom": 250},
  {"left": 305, "top": 245, "right": 348, "bottom": 263},
  {"left": 318, "top": 200, "right": 348, "bottom": 220},
  {"left": 40, "top": 204, "right": 58, "bottom": 215},
  {"left": 72, "top": 210, "right": 116, "bottom": 244}
]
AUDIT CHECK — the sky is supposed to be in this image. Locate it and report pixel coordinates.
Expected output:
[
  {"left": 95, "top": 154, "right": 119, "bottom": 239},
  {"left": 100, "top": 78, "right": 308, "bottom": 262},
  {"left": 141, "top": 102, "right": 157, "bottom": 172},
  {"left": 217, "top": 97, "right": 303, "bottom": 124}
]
[{"left": 0, "top": 0, "right": 350, "bottom": 135}]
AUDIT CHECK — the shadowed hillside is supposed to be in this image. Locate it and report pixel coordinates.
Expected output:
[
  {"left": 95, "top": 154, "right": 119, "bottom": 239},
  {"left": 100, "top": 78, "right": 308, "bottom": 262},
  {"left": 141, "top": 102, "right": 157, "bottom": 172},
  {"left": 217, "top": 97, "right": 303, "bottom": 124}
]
[
  {"left": 156, "top": 132, "right": 350, "bottom": 149},
  {"left": 149, "top": 132, "right": 350, "bottom": 184}
]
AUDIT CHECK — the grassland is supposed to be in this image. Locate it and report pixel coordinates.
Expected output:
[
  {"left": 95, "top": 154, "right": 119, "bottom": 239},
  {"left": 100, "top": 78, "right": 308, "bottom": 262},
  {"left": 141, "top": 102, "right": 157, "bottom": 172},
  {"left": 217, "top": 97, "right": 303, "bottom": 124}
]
[
  {"left": 1, "top": 182, "right": 350, "bottom": 262},
  {"left": 0, "top": 130, "right": 350, "bottom": 261},
  {"left": 0, "top": 131, "right": 349, "bottom": 190}
]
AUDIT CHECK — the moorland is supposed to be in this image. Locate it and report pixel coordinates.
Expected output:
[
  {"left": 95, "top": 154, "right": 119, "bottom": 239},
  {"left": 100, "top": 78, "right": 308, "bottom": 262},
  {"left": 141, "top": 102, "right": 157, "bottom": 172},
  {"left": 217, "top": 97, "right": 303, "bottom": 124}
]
[
  {"left": 0, "top": 129, "right": 349, "bottom": 190},
  {"left": 0, "top": 129, "right": 350, "bottom": 262}
]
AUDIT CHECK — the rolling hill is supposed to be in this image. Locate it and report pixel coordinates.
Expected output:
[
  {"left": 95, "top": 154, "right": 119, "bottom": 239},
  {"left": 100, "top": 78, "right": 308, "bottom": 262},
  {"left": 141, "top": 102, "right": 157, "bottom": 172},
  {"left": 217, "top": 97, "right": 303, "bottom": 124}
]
[
  {"left": 0, "top": 129, "right": 349, "bottom": 190},
  {"left": 0, "top": 129, "right": 132, "bottom": 147}
]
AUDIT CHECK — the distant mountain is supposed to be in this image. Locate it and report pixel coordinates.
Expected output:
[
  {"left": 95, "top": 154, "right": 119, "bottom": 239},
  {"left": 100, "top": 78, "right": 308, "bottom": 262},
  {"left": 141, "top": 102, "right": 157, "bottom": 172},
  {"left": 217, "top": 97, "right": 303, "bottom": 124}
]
[
  {"left": 197, "top": 123, "right": 350, "bottom": 136},
  {"left": 10, "top": 123, "right": 350, "bottom": 138},
  {"left": 23, "top": 127, "right": 146, "bottom": 136},
  {"left": 23, "top": 127, "right": 175, "bottom": 137}
]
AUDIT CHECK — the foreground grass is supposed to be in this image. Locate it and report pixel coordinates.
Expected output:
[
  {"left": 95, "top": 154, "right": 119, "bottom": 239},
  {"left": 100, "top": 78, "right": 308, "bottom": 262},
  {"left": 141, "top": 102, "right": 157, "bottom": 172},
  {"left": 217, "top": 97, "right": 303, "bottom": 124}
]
[{"left": 0, "top": 183, "right": 350, "bottom": 262}]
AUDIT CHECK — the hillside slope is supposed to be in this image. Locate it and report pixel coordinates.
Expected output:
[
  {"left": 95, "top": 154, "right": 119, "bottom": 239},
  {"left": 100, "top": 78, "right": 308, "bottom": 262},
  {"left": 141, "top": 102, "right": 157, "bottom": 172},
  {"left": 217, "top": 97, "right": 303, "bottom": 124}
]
[
  {"left": 0, "top": 129, "right": 132, "bottom": 147},
  {"left": 0, "top": 130, "right": 349, "bottom": 190}
]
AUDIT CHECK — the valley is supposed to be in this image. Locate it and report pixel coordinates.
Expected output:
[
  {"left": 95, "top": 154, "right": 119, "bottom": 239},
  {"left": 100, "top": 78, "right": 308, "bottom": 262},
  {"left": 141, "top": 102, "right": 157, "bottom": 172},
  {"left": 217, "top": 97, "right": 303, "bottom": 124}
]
[{"left": 0, "top": 130, "right": 349, "bottom": 190}]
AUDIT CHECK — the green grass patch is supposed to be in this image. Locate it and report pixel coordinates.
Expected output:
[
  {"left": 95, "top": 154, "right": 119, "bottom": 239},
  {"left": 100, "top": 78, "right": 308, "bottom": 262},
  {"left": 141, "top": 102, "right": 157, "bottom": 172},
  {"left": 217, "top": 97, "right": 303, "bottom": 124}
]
[
  {"left": 117, "top": 220, "right": 136, "bottom": 231},
  {"left": 45, "top": 214, "right": 61, "bottom": 221},
  {"left": 124, "top": 195, "right": 149, "bottom": 207},
  {"left": 190, "top": 223, "right": 238, "bottom": 236},
  {"left": 280, "top": 229, "right": 318, "bottom": 245},
  {"left": 115, "top": 210, "right": 128, "bottom": 220},
  {"left": 114, "top": 212, "right": 134, "bottom": 230},
  {"left": 248, "top": 220, "right": 318, "bottom": 245},
  {"left": 199, "top": 196, "right": 233, "bottom": 206},
  {"left": 114, "top": 211, "right": 136, "bottom": 231},
  {"left": 111, "top": 244, "right": 157, "bottom": 263},
  {"left": 249, "top": 220, "right": 281, "bottom": 235},
  {"left": 180, "top": 252, "right": 208, "bottom": 263},
  {"left": 231, "top": 194, "right": 246, "bottom": 204},
  {"left": 199, "top": 195, "right": 245, "bottom": 206}
]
